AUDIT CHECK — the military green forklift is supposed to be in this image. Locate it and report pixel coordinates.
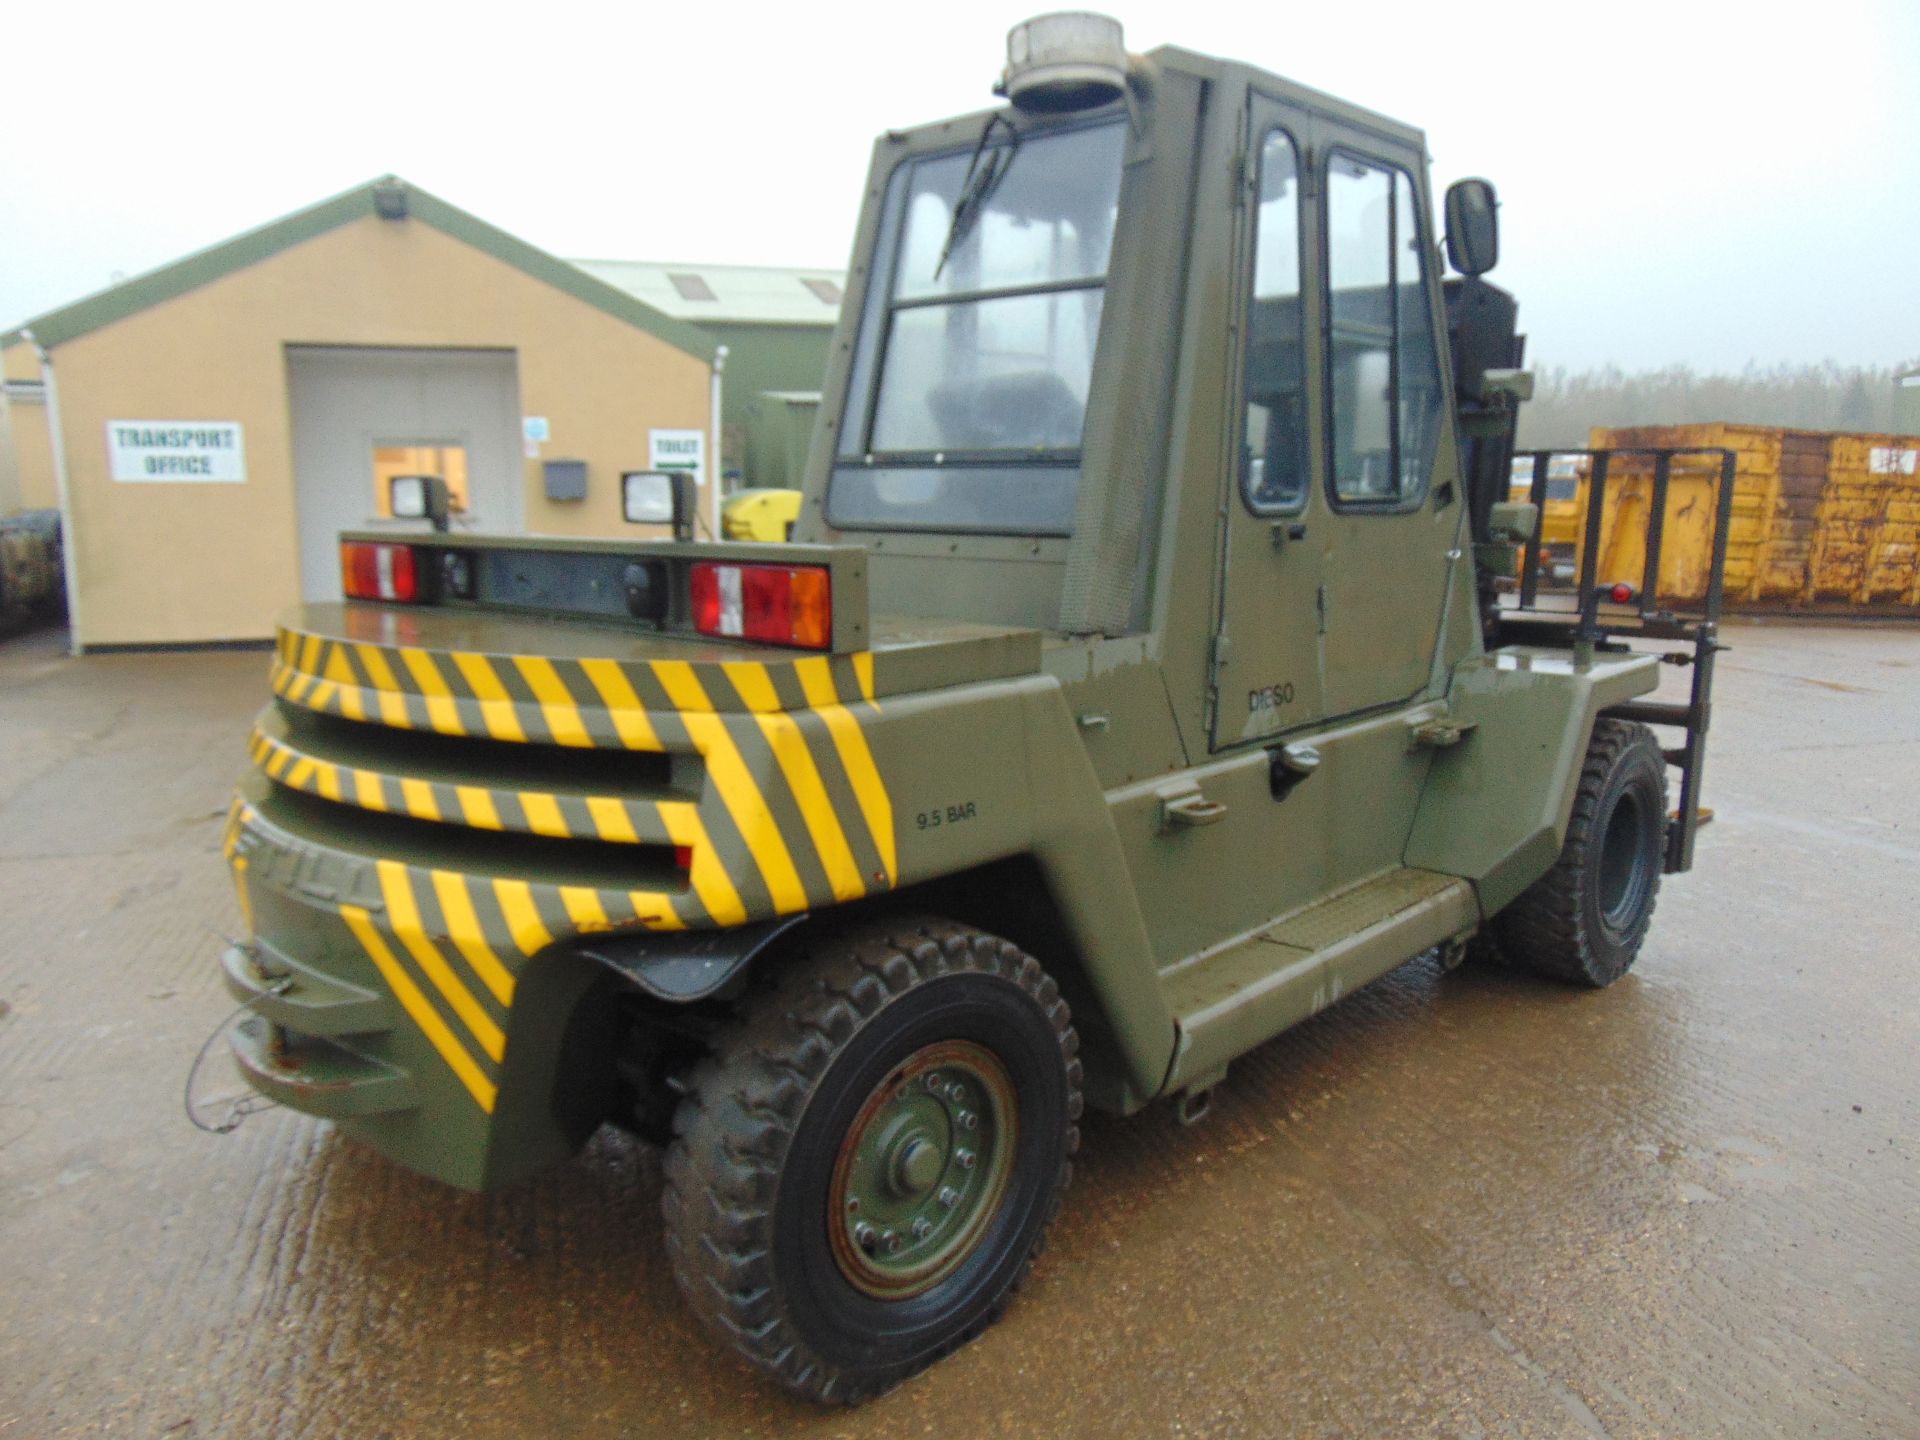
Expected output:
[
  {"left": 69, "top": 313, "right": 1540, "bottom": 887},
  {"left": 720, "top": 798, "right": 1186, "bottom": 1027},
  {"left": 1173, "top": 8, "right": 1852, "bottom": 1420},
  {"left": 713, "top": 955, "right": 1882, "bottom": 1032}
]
[{"left": 216, "top": 12, "right": 1730, "bottom": 1404}]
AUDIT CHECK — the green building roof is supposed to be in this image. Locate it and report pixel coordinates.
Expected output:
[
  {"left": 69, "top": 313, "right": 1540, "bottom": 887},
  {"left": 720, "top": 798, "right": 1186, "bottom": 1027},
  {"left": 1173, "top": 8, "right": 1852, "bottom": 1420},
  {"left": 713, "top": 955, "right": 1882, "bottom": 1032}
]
[{"left": 2, "top": 176, "right": 718, "bottom": 362}]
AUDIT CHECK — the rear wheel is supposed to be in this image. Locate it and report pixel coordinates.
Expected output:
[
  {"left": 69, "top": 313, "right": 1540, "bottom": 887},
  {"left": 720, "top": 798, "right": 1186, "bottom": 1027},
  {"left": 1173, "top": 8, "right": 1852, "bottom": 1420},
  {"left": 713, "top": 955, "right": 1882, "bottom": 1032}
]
[
  {"left": 1493, "top": 717, "right": 1667, "bottom": 987},
  {"left": 662, "top": 916, "right": 1080, "bottom": 1404}
]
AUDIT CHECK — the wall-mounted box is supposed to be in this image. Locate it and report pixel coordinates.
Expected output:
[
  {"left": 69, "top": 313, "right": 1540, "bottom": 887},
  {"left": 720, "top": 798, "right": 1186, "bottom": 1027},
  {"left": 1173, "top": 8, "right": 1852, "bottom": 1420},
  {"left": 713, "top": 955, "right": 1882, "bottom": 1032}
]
[{"left": 543, "top": 457, "right": 587, "bottom": 502}]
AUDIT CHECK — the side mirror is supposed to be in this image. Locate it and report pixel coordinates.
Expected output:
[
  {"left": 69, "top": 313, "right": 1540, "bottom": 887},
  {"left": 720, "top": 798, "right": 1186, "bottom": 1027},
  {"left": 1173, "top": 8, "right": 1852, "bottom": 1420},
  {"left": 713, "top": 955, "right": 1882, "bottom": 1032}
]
[
  {"left": 622, "top": 470, "right": 697, "bottom": 541},
  {"left": 1444, "top": 178, "right": 1499, "bottom": 276},
  {"left": 389, "top": 474, "right": 451, "bottom": 532}
]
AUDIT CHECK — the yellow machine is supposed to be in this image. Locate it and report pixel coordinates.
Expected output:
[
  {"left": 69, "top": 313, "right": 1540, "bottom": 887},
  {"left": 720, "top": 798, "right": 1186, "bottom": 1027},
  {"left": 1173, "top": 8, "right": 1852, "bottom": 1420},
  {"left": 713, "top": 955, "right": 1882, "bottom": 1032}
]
[
  {"left": 1509, "top": 453, "right": 1584, "bottom": 578},
  {"left": 1587, "top": 424, "right": 1920, "bottom": 611},
  {"left": 720, "top": 487, "right": 802, "bottom": 542}
]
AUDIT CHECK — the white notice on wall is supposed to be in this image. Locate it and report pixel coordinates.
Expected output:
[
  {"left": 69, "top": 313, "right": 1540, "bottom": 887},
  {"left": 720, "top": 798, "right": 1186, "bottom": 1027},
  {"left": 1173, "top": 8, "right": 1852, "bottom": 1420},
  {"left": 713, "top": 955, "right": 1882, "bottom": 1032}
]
[
  {"left": 107, "top": 421, "right": 246, "bottom": 482},
  {"left": 649, "top": 428, "right": 706, "bottom": 490},
  {"left": 1868, "top": 446, "right": 1917, "bottom": 476}
]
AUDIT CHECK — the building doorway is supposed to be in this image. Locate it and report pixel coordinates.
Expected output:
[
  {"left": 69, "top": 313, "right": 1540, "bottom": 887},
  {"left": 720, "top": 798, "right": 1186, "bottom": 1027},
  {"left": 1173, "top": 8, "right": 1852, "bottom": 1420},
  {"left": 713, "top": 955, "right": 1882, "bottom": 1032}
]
[{"left": 287, "top": 347, "right": 521, "bottom": 601}]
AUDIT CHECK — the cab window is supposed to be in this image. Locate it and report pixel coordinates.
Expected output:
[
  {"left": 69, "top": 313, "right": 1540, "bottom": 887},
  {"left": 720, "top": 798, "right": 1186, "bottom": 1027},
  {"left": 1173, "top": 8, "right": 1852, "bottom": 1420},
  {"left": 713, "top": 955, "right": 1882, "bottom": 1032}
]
[
  {"left": 1240, "top": 129, "right": 1308, "bottom": 514},
  {"left": 827, "top": 119, "right": 1126, "bottom": 534},
  {"left": 1324, "top": 154, "right": 1444, "bottom": 505}
]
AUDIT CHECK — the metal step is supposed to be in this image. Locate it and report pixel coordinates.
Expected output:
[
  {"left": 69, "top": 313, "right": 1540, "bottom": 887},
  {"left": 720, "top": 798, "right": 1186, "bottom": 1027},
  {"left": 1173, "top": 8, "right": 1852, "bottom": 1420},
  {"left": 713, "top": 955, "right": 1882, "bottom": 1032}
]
[{"left": 1160, "top": 868, "right": 1477, "bottom": 1093}]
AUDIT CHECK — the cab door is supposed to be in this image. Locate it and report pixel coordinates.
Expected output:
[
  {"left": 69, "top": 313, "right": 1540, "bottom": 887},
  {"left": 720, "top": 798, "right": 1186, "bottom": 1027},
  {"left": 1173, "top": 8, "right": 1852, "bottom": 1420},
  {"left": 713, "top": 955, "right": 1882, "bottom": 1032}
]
[
  {"left": 1209, "top": 97, "right": 1325, "bottom": 751},
  {"left": 1307, "top": 121, "right": 1459, "bottom": 717}
]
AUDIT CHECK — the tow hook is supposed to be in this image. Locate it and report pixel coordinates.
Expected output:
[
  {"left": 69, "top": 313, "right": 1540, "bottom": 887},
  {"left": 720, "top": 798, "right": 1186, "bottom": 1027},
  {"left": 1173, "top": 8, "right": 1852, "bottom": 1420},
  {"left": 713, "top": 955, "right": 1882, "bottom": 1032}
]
[{"left": 185, "top": 937, "right": 291, "bottom": 1135}]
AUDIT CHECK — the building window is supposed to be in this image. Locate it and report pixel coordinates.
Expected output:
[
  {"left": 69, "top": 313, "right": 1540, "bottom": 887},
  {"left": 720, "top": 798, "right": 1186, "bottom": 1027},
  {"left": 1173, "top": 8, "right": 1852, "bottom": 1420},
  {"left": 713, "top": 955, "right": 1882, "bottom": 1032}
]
[{"left": 373, "top": 444, "right": 469, "bottom": 515}]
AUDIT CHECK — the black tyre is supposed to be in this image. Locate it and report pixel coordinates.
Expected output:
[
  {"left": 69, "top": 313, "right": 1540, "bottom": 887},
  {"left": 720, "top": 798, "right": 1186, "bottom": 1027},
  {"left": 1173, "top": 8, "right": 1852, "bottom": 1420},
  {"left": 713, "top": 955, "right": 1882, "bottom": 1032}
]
[
  {"left": 662, "top": 916, "right": 1081, "bottom": 1404},
  {"left": 1493, "top": 717, "right": 1667, "bottom": 987}
]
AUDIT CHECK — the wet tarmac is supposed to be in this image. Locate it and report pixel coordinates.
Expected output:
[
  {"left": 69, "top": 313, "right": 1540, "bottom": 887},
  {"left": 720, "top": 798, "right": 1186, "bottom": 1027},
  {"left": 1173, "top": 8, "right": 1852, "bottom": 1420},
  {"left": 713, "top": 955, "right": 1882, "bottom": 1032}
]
[{"left": 0, "top": 620, "right": 1914, "bottom": 1438}]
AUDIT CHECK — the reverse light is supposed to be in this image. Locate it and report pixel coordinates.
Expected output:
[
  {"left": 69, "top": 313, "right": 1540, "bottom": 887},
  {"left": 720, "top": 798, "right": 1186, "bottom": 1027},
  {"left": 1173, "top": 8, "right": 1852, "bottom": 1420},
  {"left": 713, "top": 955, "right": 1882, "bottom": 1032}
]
[
  {"left": 690, "top": 562, "right": 831, "bottom": 649},
  {"left": 341, "top": 541, "right": 422, "bottom": 602}
]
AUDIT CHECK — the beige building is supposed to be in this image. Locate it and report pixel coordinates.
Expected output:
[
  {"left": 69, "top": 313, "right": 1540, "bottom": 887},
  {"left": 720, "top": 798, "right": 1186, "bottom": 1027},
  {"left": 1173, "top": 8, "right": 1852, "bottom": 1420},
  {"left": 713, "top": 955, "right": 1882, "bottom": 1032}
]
[{"left": 0, "top": 176, "right": 719, "bottom": 649}]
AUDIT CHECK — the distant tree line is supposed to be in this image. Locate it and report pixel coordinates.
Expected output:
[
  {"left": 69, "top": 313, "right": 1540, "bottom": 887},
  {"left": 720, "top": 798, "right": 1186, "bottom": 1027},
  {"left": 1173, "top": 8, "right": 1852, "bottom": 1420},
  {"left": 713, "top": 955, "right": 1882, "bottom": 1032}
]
[{"left": 1514, "top": 361, "right": 1920, "bottom": 448}]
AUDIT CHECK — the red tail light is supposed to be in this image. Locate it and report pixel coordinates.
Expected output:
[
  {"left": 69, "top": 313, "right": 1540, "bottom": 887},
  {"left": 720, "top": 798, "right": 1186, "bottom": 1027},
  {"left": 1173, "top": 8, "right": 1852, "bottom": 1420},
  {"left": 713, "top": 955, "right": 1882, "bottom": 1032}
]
[
  {"left": 690, "top": 562, "right": 831, "bottom": 649},
  {"left": 1607, "top": 581, "right": 1639, "bottom": 604},
  {"left": 341, "top": 542, "right": 421, "bottom": 602}
]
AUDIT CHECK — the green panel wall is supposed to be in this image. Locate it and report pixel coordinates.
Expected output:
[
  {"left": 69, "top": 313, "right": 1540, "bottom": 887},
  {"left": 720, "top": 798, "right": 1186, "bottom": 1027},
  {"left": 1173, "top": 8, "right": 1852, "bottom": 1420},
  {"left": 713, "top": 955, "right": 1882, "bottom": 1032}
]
[{"left": 702, "top": 322, "right": 834, "bottom": 486}]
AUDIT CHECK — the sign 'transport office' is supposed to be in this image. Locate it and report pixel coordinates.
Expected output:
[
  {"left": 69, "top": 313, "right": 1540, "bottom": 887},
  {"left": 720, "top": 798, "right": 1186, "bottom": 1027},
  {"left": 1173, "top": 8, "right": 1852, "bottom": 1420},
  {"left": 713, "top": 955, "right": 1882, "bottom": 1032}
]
[{"left": 107, "top": 421, "right": 247, "bottom": 482}]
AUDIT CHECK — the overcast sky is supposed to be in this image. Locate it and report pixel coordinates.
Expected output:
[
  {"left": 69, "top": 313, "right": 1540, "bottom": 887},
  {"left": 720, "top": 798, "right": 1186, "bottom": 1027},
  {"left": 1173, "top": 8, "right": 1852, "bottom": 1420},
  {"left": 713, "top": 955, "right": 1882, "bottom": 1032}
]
[{"left": 4, "top": 0, "right": 1915, "bottom": 373}]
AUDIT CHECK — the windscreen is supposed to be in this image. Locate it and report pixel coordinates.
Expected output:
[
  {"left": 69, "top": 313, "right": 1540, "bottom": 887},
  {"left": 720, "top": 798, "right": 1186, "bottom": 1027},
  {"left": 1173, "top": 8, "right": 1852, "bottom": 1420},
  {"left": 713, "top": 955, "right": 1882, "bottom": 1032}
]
[{"left": 828, "top": 118, "right": 1127, "bottom": 533}]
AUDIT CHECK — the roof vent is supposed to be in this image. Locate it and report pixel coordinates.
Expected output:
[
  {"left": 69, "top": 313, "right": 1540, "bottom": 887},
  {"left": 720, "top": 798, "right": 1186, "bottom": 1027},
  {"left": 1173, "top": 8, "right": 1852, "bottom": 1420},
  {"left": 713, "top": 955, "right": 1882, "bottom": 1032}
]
[
  {"left": 998, "top": 12, "right": 1127, "bottom": 114},
  {"left": 668, "top": 273, "right": 717, "bottom": 302}
]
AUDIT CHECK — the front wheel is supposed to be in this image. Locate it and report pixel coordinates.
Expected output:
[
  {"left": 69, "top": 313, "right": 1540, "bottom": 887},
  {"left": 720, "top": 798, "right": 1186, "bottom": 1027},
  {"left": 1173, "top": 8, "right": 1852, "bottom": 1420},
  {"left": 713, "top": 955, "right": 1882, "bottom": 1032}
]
[
  {"left": 1493, "top": 717, "right": 1667, "bottom": 987},
  {"left": 662, "top": 916, "right": 1081, "bottom": 1404}
]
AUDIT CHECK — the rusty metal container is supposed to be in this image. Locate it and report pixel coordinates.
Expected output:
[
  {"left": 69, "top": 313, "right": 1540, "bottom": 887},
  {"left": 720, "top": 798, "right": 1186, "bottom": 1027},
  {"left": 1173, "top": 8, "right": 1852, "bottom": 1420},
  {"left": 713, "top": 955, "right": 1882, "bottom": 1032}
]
[
  {"left": 1588, "top": 423, "right": 1920, "bottom": 612},
  {"left": 0, "top": 509, "right": 63, "bottom": 632}
]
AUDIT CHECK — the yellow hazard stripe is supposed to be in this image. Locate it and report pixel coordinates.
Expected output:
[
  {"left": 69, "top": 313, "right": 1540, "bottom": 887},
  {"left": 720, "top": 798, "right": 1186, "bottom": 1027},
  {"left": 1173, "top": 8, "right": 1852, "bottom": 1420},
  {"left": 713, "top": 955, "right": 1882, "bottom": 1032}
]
[
  {"left": 559, "top": 886, "right": 612, "bottom": 932},
  {"left": 579, "top": 658, "right": 663, "bottom": 751},
  {"left": 456, "top": 786, "right": 502, "bottom": 830},
  {"left": 429, "top": 870, "right": 516, "bottom": 1006},
  {"left": 399, "top": 777, "right": 441, "bottom": 823},
  {"left": 281, "top": 663, "right": 314, "bottom": 705},
  {"left": 342, "top": 903, "right": 496, "bottom": 1113},
  {"left": 353, "top": 645, "right": 413, "bottom": 728},
  {"left": 726, "top": 662, "right": 866, "bottom": 903},
  {"left": 255, "top": 724, "right": 598, "bottom": 846},
  {"left": 852, "top": 652, "right": 876, "bottom": 706},
  {"left": 628, "top": 890, "right": 683, "bottom": 929},
  {"left": 520, "top": 792, "right": 569, "bottom": 838},
  {"left": 493, "top": 879, "right": 556, "bottom": 958},
  {"left": 514, "top": 656, "right": 591, "bottom": 748},
  {"left": 399, "top": 648, "right": 466, "bottom": 736},
  {"left": 322, "top": 645, "right": 366, "bottom": 722},
  {"left": 795, "top": 656, "right": 896, "bottom": 885},
  {"left": 376, "top": 861, "right": 505, "bottom": 1063},
  {"left": 231, "top": 854, "right": 255, "bottom": 939},
  {"left": 354, "top": 768, "right": 388, "bottom": 812},
  {"left": 585, "top": 795, "right": 638, "bottom": 843},
  {"left": 652, "top": 660, "right": 809, "bottom": 915},
  {"left": 661, "top": 806, "right": 747, "bottom": 927},
  {"left": 450, "top": 652, "right": 527, "bottom": 743}
]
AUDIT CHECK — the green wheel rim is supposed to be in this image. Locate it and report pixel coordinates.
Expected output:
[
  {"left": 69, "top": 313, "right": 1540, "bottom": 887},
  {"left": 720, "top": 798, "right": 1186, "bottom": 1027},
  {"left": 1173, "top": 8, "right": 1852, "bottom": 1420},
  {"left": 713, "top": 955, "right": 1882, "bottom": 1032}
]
[{"left": 827, "top": 1039, "right": 1019, "bottom": 1299}]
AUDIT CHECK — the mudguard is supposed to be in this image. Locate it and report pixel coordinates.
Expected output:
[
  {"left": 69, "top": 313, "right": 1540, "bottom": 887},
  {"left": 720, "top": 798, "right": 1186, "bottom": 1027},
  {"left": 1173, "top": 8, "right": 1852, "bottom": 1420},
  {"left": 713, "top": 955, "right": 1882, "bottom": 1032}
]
[{"left": 576, "top": 916, "right": 808, "bottom": 1001}]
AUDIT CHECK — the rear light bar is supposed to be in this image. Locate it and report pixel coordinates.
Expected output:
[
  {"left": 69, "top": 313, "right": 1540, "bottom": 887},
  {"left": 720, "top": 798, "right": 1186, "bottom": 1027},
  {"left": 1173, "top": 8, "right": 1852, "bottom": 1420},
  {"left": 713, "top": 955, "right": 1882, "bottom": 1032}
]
[
  {"left": 690, "top": 561, "right": 831, "bottom": 649},
  {"left": 341, "top": 541, "right": 422, "bottom": 602}
]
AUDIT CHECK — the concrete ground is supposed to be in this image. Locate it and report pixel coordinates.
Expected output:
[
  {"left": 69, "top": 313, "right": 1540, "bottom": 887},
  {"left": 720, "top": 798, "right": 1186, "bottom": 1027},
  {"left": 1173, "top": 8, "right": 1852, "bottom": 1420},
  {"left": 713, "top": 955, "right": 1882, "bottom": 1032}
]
[{"left": 0, "top": 620, "right": 1914, "bottom": 1439}]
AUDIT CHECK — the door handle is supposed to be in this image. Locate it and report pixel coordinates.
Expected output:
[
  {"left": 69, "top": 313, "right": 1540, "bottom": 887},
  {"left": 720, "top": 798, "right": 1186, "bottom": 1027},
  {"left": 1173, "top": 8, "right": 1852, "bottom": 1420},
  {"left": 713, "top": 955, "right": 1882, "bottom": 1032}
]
[
  {"left": 1162, "top": 791, "right": 1229, "bottom": 830},
  {"left": 1269, "top": 743, "right": 1320, "bottom": 801}
]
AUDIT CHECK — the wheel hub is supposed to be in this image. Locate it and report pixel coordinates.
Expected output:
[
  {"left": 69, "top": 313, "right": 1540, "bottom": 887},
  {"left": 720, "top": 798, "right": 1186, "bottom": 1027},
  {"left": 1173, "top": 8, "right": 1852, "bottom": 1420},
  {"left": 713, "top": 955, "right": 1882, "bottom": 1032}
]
[
  {"left": 828, "top": 1039, "right": 1017, "bottom": 1298},
  {"left": 891, "top": 1135, "right": 943, "bottom": 1196}
]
